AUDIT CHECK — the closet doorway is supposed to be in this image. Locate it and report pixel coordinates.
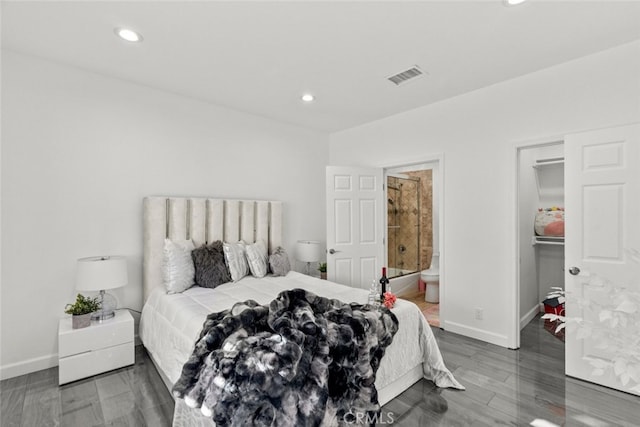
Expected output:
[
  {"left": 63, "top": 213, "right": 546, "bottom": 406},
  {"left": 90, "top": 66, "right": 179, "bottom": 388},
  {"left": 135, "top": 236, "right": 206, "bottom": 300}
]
[{"left": 515, "top": 141, "right": 565, "bottom": 349}]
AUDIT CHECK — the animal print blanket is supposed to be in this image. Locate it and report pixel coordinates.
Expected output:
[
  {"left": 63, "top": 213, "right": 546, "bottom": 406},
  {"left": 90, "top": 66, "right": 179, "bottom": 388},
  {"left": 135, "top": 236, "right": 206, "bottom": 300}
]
[{"left": 172, "top": 288, "right": 399, "bottom": 426}]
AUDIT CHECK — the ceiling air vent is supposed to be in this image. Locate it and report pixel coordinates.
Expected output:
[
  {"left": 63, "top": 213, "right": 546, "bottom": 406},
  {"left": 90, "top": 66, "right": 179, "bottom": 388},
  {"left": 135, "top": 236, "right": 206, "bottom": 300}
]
[{"left": 387, "top": 66, "right": 425, "bottom": 86}]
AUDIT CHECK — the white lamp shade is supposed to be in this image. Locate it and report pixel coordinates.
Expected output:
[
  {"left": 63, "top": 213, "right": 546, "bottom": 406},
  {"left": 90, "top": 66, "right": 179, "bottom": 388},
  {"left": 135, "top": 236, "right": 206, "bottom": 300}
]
[
  {"left": 296, "top": 240, "right": 321, "bottom": 263},
  {"left": 76, "top": 256, "right": 128, "bottom": 291}
]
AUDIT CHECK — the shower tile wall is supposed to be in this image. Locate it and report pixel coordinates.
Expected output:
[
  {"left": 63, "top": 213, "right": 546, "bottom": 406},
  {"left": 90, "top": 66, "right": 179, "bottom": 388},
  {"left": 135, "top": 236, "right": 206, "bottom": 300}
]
[
  {"left": 406, "top": 169, "right": 433, "bottom": 270},
  {"left": 387, "top": 169, "right": 433, "bottom": 274},
  {"left": 387, "top": 176, "right": 400, "bottom": 271},
  {"left": 397, "top": 177, "right": 419, "bottom": 272}
]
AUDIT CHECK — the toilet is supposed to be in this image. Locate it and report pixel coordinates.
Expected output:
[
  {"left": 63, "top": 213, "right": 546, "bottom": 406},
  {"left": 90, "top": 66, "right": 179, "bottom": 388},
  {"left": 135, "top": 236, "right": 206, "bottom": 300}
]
[{"left": 421, "top": 253, "right": 440, "bottom": 303}]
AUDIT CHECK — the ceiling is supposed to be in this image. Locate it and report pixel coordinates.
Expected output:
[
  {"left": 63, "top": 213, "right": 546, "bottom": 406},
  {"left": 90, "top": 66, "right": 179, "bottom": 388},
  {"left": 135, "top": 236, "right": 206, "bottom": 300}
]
[{"left": 3, "top": 1, "right": 640, "bottom": 132}]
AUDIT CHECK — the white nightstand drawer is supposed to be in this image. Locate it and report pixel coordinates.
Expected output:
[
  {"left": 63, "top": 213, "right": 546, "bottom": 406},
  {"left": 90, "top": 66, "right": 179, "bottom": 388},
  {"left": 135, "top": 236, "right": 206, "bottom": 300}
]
[
  {"left": 59, "top": 310, "right": 133, "bottom": 358},
  {"left": 59, "top": 341, "right": 134, "bottom": 385}
]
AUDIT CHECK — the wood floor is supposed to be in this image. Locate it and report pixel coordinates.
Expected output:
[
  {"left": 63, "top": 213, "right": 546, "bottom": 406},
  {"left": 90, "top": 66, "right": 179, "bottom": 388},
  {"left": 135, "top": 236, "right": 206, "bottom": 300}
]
[
  {"left": 401, "top": 290, "right": 440, "bottom": 327},
  {"left": 0, "top": 346, "right": 174, "bottom": 427},
  {"left": 2, "top": 315, "right": 638, "bottom": 426},
  {"left": 382, "top": 315, "right": 640, "bottom": 426}
]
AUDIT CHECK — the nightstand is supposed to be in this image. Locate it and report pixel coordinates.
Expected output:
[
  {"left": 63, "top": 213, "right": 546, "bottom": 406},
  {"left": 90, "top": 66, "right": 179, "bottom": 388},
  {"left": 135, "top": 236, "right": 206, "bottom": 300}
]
[{"left": 58, "top": 309, "right": 134, "bottom": 385}]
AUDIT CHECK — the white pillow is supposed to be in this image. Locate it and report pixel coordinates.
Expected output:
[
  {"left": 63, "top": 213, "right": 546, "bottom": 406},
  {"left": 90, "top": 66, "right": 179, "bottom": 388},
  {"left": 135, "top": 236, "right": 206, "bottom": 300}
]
[
  {"left": 223, "top": 241, "right": 249, "bottom": 282},
  {"left": 162, "top": 239, "right": 195, "bottom": 293},
  {"left": 245, "top": 240, "right": 269, "bottom": 278}
]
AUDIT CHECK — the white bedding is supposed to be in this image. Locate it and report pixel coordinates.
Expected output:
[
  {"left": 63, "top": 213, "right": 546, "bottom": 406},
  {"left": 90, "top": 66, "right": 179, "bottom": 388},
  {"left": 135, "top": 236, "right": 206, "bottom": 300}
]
[{"left": 139, "top": 271, "right": 463, "bottom": 425}]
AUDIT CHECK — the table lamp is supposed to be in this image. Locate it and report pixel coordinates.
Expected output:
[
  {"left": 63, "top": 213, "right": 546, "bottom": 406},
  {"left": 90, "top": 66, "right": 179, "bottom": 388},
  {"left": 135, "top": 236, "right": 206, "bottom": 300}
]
[
  {"left": 76, "top": 255, "right": 128, "bottom": 321},
  {"left": 296, "top": 240, "right": 321, "bottom": 275}
]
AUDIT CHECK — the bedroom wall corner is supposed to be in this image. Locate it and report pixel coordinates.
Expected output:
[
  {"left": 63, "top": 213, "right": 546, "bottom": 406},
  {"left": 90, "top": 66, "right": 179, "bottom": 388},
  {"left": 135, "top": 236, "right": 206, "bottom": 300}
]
[
  {"left": 328, "top": 40, "right": 640, "bottom": 348},
  {"left": 0, "top": 50, "right": 330, "bottom": 379}
]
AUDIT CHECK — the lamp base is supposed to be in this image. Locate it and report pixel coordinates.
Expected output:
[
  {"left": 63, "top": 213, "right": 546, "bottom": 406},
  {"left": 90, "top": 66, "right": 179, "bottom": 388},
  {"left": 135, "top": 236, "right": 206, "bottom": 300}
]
[
  {"left": 91, "top": 309, "right": 116, "bottom": 322},
  {"left": 91, "top": 290, "right": 117, "bottom": 322}
]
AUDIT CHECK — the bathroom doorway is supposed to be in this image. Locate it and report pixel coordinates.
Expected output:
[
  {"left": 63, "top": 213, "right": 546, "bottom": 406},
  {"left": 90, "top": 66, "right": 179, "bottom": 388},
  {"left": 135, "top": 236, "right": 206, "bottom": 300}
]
[{"left": 386, "top": 161, "right": 441, "bottom": 328}]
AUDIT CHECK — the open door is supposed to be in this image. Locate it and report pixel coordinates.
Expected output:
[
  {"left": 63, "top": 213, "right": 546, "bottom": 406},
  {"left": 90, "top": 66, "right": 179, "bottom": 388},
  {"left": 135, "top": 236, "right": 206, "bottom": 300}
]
[
  {"left": 326, "top": 166, "right": 384, "bottom": 289},
  {"left": 565, "top": 123, "right": 640, "bottom": 395}
]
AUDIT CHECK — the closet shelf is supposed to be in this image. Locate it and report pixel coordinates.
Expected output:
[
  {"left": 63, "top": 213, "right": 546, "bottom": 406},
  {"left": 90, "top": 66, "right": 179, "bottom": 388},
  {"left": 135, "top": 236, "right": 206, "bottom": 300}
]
[
  {"left": 532, "top": 236, "right": 565, "bottom": 246},
  {"left": 532, "top": 158, "right": 564, "bottom": 168},
  {"left": 533, "top": 158, "right": 564, "bottom": 201}
]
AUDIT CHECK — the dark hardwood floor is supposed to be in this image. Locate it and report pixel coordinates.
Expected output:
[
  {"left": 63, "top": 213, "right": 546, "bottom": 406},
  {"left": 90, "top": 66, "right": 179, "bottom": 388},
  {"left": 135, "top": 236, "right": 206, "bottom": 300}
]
[
  {"left": 382, "top": 315, "right": 639, "bottom": 426},
  {"left": 0, "top": 346, "right": 174, "bottom": 427},
  {"left": 2, "top": 315, "right": 638, "bottom": 426}
]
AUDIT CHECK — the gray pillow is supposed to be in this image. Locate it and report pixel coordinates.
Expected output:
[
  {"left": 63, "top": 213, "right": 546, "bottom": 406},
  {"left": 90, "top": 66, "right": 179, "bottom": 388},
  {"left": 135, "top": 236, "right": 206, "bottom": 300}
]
[
  {"left": 191, "top": 241, "right": 232, "bottom": 288},
  {"left": 269, "top": 246, "right": 291, "bottom": 276}
]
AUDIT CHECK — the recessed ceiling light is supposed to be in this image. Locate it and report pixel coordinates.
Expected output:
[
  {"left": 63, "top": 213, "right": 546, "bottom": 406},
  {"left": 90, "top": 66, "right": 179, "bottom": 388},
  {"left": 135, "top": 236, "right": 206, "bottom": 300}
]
[
  {"left": 504, "top": 0, "right": 527, "bottom": 5},
  {"left": 301, "top": 94, "right": 315, "bottom": 102},
  {"left": 114, "top": 27, "right": 143, "bottom": 43}
]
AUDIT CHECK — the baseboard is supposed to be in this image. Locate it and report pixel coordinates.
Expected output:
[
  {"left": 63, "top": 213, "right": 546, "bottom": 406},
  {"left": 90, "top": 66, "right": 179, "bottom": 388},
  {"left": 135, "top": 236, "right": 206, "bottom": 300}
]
[
  {"left": 520, "top": 304, "right": 542, "bottom": 330},
  {"left": 0, "top": 353, "right": 58, "bottom": 380},
  {"left": 443, "top": 320, "right": 510, "bottom": 348},
  {"left": 1, "top": 333, "right": 141, "bottom": 381}
]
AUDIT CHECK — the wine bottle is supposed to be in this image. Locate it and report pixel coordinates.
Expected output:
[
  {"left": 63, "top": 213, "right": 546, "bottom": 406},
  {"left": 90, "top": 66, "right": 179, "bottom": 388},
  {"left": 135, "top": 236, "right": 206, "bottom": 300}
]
[{"left": 379, "top": 267, "right": 389, "bottom": 301}]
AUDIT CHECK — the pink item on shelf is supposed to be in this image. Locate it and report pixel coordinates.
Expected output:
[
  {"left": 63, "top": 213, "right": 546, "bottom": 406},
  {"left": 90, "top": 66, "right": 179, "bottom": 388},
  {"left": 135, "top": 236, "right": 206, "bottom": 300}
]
[
  {"left": 534, "top": 208, "right": 565, "bottom": 237},
  {"left": 544, "top": 221, "right": 565, "bottom": 236}
]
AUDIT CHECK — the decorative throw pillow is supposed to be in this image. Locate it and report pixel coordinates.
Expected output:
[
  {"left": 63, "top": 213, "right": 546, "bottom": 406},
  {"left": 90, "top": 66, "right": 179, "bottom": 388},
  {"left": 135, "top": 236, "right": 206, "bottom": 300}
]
[
  {"left": 223, "top": 241, "right": 250, "bottom": 282},
  {"left": 269, "top": 246, "right": 291, "bottom": 277},
  {"left": 245, "top": 240, "right": 269, "bottom": 278},
  {"left": 191, "top": 241, "right": 232, "bottom": 288},
  {"left": 162, "top": 239, "right": 195, "bottom": 293}
]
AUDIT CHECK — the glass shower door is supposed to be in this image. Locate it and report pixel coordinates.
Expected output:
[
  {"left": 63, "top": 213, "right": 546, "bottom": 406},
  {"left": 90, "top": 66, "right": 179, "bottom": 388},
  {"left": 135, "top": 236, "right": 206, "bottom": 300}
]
[{"left": 386, "top": 175, "right": 420, "bottom": 279}]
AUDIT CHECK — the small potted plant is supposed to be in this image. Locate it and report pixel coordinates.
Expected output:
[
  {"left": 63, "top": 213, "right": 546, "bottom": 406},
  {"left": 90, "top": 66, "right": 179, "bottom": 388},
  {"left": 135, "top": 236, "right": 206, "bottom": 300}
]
[
  {"left": 318, "top": 262, "right": 327, "bottom": 280},
  {"left": 65, "top": 294, "right": 101, "bottom": 329}
]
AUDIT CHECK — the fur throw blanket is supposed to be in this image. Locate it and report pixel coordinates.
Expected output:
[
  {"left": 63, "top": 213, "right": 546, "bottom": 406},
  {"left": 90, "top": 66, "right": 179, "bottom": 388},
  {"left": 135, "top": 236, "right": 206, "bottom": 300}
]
[{"left": 172, "top": 288, "right": 399, "bottom": 426}]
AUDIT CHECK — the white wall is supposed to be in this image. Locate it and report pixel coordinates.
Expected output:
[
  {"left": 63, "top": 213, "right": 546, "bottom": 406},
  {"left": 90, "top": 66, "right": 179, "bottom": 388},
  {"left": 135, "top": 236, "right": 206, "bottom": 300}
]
[
  {"left": 329, "top": 41, "right": 640, "bottom": 347},
  {"left": 518, "top": 147, "right": 540, "bottom": 328},
  {"left": 0, "top": 51, "right": 329, "bottom": 378}
]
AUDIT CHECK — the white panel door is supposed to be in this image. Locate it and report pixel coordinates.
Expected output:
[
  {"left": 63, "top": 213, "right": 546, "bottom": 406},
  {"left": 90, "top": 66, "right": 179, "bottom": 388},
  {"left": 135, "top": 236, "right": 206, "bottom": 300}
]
[
  {"left": 326, "top": 166, "right": 384, "bottom": 289},
  {"left": 565, "top": 123, "right": 640, "bottom": 395}
]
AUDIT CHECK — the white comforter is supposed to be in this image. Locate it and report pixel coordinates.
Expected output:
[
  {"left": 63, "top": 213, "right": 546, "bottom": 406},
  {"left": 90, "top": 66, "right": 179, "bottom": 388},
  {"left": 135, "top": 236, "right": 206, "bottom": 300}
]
[{"left": 140, "top": 272, "right": 462, "bottom": 423}]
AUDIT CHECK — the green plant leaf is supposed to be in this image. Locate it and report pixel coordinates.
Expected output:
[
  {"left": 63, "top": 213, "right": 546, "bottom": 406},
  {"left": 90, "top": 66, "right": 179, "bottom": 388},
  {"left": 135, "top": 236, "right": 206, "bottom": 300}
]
[{"left": 63, "top": 293, "right": 101, "bottom": 315}]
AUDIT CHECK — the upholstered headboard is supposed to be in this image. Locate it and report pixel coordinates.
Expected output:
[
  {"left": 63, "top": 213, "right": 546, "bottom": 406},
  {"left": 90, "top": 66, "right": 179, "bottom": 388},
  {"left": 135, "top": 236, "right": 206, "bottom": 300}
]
[{"left": 143, "top": 197, "right": 283, "bottom": 302}]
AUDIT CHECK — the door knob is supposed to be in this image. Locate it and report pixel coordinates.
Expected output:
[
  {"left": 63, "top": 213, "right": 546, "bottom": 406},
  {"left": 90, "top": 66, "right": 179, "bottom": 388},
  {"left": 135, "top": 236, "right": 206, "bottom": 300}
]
[
  {"left": 328, "top": 248, "right": 340, "bottom": 254},
  {"left": 569, "top": 267, "right": 581, "bottom": 276}
]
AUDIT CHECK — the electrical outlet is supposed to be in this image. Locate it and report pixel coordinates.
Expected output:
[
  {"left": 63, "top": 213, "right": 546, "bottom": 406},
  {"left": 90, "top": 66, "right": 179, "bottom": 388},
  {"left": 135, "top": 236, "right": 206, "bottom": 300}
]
[{"left": 475, "top": 308, "right": 484, "bottom": 320}]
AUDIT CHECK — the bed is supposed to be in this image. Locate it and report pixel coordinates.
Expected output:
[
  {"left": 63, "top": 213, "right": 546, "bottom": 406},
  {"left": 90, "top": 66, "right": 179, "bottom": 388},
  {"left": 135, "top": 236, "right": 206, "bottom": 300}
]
[{"left": 139, "top": 196, "right": 463, "bottom": 426}]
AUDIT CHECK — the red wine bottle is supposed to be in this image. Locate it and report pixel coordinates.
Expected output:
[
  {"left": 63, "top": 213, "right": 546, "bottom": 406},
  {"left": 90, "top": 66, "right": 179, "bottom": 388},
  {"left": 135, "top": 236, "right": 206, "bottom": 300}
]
[{"left": 379, "top": 267, "right": 389, "bottom": 300}]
